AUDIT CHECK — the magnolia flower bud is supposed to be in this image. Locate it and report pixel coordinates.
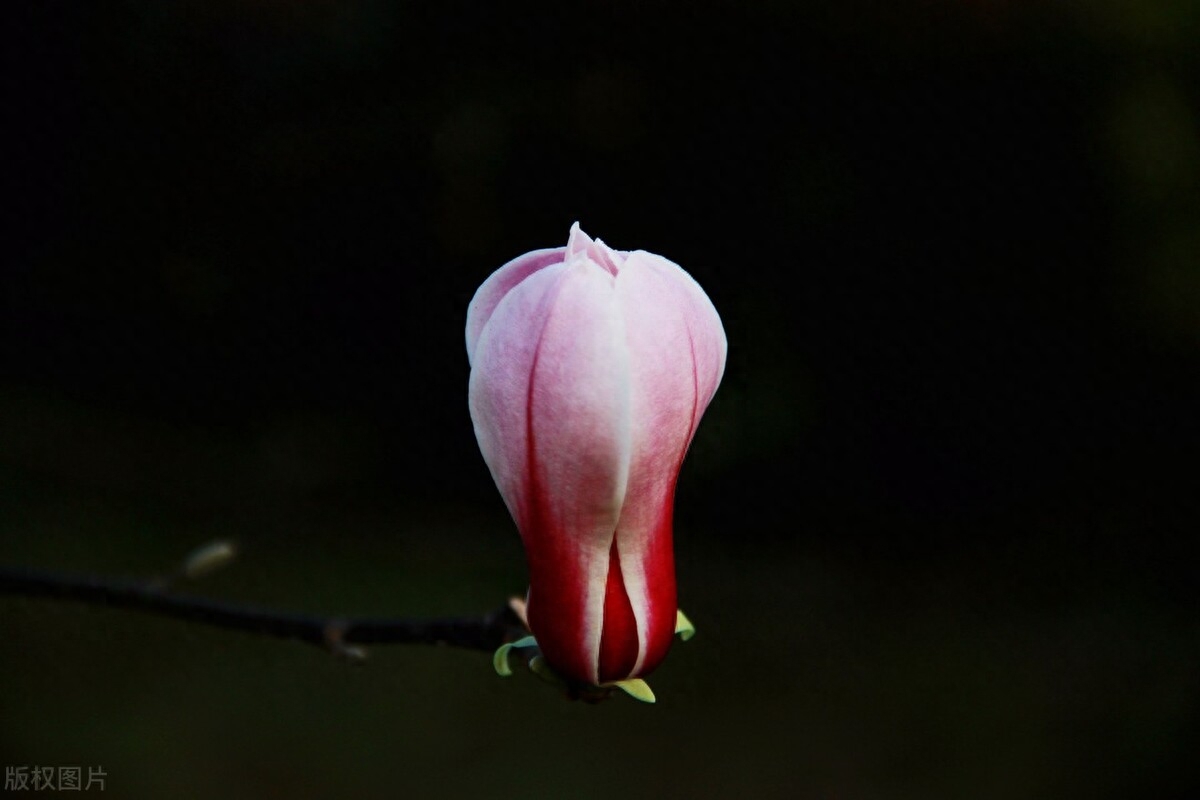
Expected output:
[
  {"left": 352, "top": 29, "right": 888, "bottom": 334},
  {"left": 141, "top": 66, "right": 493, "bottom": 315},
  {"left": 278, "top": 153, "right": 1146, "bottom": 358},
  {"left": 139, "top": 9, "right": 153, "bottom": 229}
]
[{"left": 467, "top": 224, "right": 726, "bottom": 687}]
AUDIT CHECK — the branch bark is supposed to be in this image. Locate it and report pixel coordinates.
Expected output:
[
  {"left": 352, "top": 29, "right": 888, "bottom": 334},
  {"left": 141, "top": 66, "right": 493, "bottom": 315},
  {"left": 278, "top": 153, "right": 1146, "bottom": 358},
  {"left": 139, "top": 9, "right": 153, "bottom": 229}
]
[{"left": 0, "top": 565, "right": 525, "bottom": 657}]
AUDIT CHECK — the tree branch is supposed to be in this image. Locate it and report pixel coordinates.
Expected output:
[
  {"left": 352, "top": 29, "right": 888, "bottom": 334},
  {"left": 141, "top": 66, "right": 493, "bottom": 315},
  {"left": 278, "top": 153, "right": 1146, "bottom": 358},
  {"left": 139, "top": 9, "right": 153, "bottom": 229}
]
[{"left": 0, "top": 564, "right": 526, "bottom": 657}]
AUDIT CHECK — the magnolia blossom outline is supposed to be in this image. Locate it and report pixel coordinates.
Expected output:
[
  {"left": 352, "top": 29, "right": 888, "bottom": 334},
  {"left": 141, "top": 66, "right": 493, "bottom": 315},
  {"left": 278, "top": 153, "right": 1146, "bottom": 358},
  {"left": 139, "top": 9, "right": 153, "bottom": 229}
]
[{"left": 467, "top": 224, "right": 726, "bottom": 689}]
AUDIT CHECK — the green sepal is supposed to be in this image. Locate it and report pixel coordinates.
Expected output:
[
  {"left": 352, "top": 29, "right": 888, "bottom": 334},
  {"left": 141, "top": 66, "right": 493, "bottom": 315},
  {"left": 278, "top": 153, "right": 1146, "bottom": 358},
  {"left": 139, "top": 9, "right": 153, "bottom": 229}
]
[
  {"left": 494, "top": 636, "right": 659, "bottom": 704},
  {"left": 492, "top": 635, "right": 538, "bottom": 677},
  {"left": 610, "top": 678, "right": 656, "bottom": 704},
  {"left": 674, "top": 609, "right": 696, "bottom": 641}
]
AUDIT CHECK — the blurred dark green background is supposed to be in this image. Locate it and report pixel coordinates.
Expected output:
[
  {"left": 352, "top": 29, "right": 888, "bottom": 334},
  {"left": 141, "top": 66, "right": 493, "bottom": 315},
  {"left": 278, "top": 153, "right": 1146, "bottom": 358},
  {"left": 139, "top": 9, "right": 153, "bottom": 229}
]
[{"left": 3, "top": 2, "right": 1198, "bottom": 798}]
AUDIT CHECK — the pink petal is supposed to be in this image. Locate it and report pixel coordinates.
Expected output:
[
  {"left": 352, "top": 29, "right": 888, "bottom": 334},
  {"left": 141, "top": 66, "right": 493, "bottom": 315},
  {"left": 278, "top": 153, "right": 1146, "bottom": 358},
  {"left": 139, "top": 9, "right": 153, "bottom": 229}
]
[
  {"left": 465, "top": 246, "right": 566, "bottom": 366},
  {"left": 611, "top": 250, "right": 727, "bottom": 677},
  {"left": 469, "top": 255, "right": 633, "bottom": 685},
  {"left": 468, "top": 263, "right": 566, "bottom": 528},
  {"left": 566, "top": 221, "right": 625, "bottom": 276}
]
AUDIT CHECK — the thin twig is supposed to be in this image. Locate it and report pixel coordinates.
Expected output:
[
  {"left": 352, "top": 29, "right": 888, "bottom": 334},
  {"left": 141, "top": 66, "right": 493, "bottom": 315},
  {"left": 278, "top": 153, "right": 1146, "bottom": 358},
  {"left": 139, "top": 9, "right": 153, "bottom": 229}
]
[{"left": 0, "top": 565, "right": 524, "bottom": 655}]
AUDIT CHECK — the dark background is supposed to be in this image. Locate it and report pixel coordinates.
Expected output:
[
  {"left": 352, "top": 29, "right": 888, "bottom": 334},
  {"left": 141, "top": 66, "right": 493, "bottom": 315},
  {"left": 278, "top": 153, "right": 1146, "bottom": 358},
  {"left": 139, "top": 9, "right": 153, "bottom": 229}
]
[{"left": 3, "top": 2, "right": 1198, "bottom": 798}]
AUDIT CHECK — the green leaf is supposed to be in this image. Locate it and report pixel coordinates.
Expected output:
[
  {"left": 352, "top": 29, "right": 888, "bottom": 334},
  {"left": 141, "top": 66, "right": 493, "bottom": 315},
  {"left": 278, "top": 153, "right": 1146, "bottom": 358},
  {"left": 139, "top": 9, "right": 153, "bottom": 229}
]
[
  {"left": 492, "top": 635, "right": 539, "bottom": 677},
  {"left": 492, "top": 643, "right": 516, "bottom": 676},
  {"left": 610, "top": 679, "right": 656, "bottom": 704},
  {"left": 674, "top": 609, "right": 696, "bottom": 641}
]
